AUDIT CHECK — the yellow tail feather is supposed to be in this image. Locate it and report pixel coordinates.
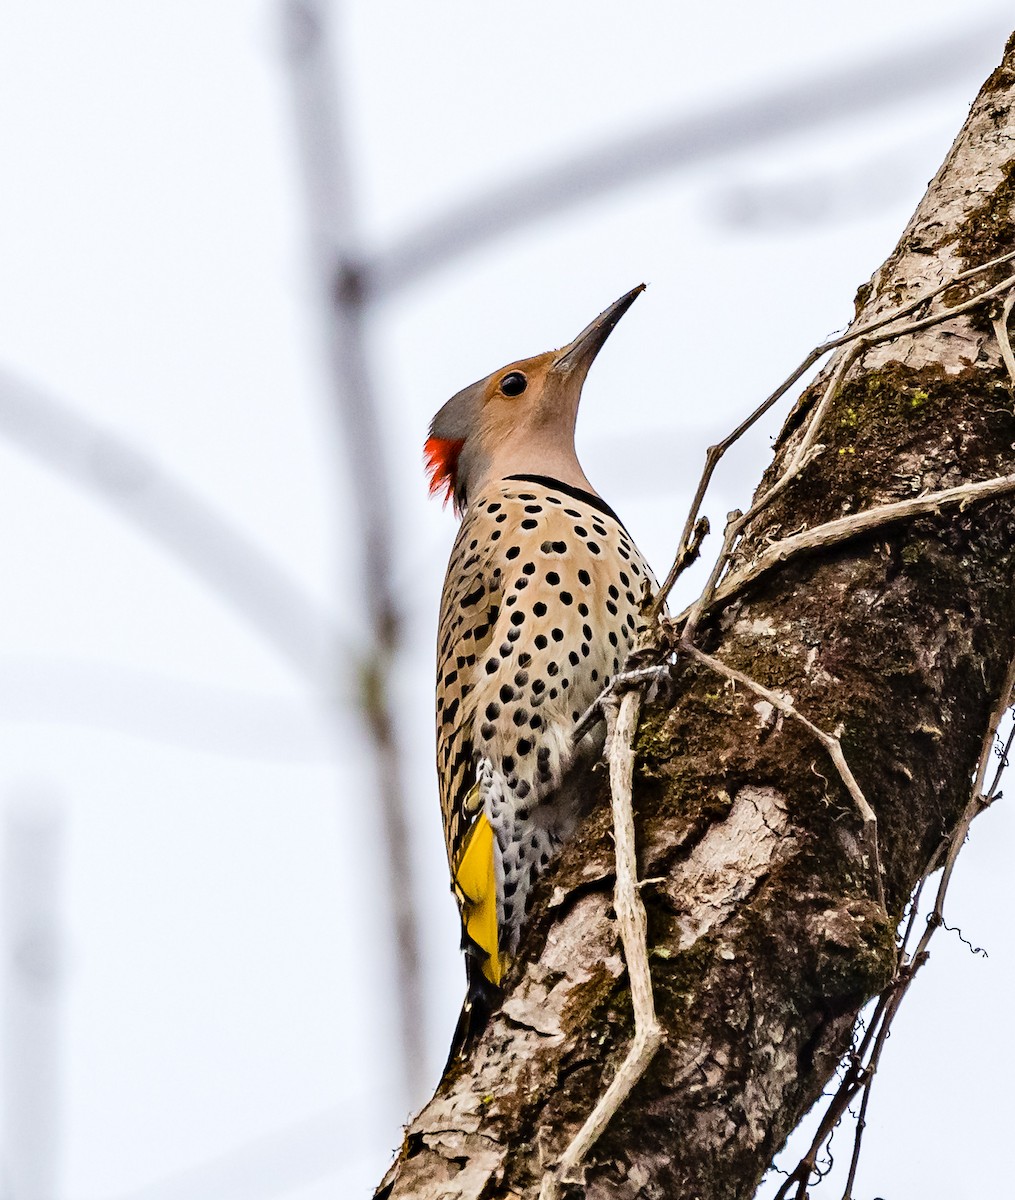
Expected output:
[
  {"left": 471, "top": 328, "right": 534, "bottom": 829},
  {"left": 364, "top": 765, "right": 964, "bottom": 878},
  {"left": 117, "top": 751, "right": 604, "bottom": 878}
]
[{"left": 454, "top": 812, "right": 501, "bottom": 986}]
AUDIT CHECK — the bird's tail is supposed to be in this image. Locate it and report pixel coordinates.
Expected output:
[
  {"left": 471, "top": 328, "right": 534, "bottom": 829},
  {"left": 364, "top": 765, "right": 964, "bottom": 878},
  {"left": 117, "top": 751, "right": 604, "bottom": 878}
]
[{"left": 443, "top": 950, "right": 501, "bottom": 1074}]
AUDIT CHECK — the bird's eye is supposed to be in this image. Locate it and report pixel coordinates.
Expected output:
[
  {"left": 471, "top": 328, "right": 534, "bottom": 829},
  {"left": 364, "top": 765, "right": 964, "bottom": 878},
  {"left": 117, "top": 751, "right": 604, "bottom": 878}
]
[{"left": 500, "top": 371, "right": 527, "bottom": 397}]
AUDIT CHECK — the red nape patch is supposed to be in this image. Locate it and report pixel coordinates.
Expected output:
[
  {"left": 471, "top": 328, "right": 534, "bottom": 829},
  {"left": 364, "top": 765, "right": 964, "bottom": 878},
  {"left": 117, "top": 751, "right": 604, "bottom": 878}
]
[{"left": 424, "top": 436, "right": 465, "bottom": 508}]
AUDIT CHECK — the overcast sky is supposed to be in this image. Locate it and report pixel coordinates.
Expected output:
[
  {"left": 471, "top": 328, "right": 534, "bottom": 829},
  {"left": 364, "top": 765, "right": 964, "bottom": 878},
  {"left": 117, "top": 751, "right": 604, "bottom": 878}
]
[{"left": 0, "top": 3, "right": 1012, "bottom": 1198}]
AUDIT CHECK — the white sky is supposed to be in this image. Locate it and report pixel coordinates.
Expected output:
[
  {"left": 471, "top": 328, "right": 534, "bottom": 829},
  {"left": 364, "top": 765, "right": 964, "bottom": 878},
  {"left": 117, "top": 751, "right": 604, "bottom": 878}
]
[{"left": 0, "top": 2, "right": 1012, "bottom": 1197}]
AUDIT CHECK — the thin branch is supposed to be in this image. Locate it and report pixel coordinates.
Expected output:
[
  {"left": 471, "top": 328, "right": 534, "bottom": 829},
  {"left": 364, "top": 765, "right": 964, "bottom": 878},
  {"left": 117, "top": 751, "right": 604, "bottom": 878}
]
[
  {"left": 682, "top": 643, "right": 885, "bottom": 908},
  {"left": 541, "top": 688, "right": 663, "bottom": 1200},
  {"left": 649, "top": 256, "right": 1015, "bottom": 621},
  {"left": 711, "top": 471, "right": 1015, "bottom": 610},
  {"left": 990, "top": 289, "right": 1015, "bottom": 391}
]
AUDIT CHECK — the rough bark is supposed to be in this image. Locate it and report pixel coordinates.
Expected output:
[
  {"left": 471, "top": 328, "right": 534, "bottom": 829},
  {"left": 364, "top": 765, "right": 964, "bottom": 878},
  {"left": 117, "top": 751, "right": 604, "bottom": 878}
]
[{"left": 377, "top": 33, "right": 1015, "bottom": 1200}]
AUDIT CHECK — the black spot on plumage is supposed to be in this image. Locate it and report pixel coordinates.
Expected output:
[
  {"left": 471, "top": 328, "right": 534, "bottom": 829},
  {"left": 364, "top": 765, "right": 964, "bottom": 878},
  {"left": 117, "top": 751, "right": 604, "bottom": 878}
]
[
  {"left": 626, "top": 591, "right": 637, "bottom": 604},
  {"left": 514, "top": 577, "right": 528, "bottom": 590},
  {"left": 523, "top": 562, "right": 535, "bottom": 575},
  {"left": 551, "top": 628, "right": 564, "bottom": 642},
  {"left": 506, "top": 546, "right": 520, "bottom": 560},
  {"left": 608, "top": 585, "right": 619, "bottom": 599},
  {"left": 516, "top": 780, "right": 531, "bottom": 798},
  {"left": 587, "top": 541, "right": 601, "bottom": 555},
  {"left": 444, "top": 670, "right": 458, "bottom": 687},
  {"left": 549, "top": 688, "right": 558, "bottom": 699},
  {"left": 481, "top": 723, "right": 495, "bottom": 740},
  {"left": 486, "top": 702, "right": 500, "bottom": 720},
  {"left": 546, "top": 570, "right": 560, "bottom": 585},
  {"left": 626, "top": 613, "right": 637, "bottom": 630},
  {"left": 512, "top": 709, "right": 528, "bottom": 727},
  {"left": 499, "top": 642, "right": 512, "bottom": 657},
  {"left": 496, "top": 512, "right": 507, "bottom": 523},
  {"left": 485, "top": 658, "right": 498, "bottom": 675},
  {"left": 608, "top": 631, "right": 618, "bottom": 647},
  {"left": 473, "top": 622, "right": 489, "bottom": 641},
  {"left": 591, "top": 669, "right": 599, "bottom": 682},
  {"left": 500, "top": 684, "right": 515, "bottom": 703},
  {"left": 491, "top": 530, "right": 502, "bottom": 541},
  {"left": 518, "top": 652, "right": 532, "bottom": 668},
  {"left": 572, "top": 711, "right": 580, "bottom": 721},
  {"left": 516, "top": 738, "right": 532, "bottom": 756},
  {"left": 502, "top": 756, "right": 515, "bottom": 773},
  {"left": 578, "top": 602, "right": 589, "bottom": 617},
  {"left": 593, "top": 523, "right": 608, "bottom": 536},
  {"left": 578, "top": 569, "right": 591, "bottom": 586},
  {"left": 618, "top": 546, "right": 631, "bottom": 559},
  {"left": 524, "top": 504, "right": 542, "bottom": 514},
  {"left": 631, "top": 563, "right": 642, "bottom": 575},
  {"left": 582, "top": 624, "right": 593, "bottom": 640},
  {"left": 518, "top": 493, "right": 537, "bottom": 501},
  {"left": 488, "top": 502, "right": 501, "bottom": 513},
  {"left": 568, "top": 651, "right": 580, "bottom": 666},
  {"left": 560, "top": 591, "right": 573, "bottom": 605},
  {"left": 574, "top": 526, "right": 587, "bottom": 537},
  {"left": 507, "top": 627, "right": 521, "bottom": 643},
  {"left": 514, "top": 670, "right": 529, "bottom": 687},
  {"left": 607, "top": 600, "right": 618, "bottom": 616},
  {"left": 564, "top": 508, "right": 580, "bottom": 518},
  {"left": 532, "top": 679, "right": 545, "bottom": 694},
  {"left": 529, "top": 713, "right": 542, "bottom": 729},
  {"left": 533, "top": 601, "right": 547, "bottom": 617},
  {"left": 535, "top": 634, "right": 548, "bottom": 650},
  {"left": 461, "top": 584, "right": 484, "bottom": 607},
  {"left": 619, "top": 571, "right": 630, "bottom": 587},
  {"left": 581, "top": 643, "right": 590, "bottom": 657},
  {"left": 547, "top": 662, "right": 559, "bottom": 676},
  {"left": 510, "top": 611, "right": 525, "bottom": 626},
  {"left": 506, "top": 594, "right": 517, "bottom": 607},
  {"left": 521, "top": 519, "right": 538, "bottom": 530}
]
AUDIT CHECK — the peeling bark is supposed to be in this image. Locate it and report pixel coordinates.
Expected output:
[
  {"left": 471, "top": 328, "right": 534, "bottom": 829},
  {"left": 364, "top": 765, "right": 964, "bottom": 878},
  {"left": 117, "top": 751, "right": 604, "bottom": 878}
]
[{"left": 377, "top": 31, "right": 1015, "bottom": 1200}]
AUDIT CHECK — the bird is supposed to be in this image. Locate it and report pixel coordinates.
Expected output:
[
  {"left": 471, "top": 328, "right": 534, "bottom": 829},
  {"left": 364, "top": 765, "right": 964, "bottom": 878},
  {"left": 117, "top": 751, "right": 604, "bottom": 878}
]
[{"left": 427, "top": 285, "right": 656, "bottom": 1057}]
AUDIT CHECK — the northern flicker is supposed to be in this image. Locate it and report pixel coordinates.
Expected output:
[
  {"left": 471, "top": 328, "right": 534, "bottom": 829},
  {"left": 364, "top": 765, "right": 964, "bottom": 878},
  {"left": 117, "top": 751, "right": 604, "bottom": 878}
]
[{"left": 428, "top": 286, "right": 655, "bottom": 1051}]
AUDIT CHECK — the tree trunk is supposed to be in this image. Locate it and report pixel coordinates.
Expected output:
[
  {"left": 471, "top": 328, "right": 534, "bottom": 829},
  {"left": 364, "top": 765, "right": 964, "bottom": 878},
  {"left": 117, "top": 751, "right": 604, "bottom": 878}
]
[{"left": 377, "top": 32, "right": 1015, "bottom": 1200}]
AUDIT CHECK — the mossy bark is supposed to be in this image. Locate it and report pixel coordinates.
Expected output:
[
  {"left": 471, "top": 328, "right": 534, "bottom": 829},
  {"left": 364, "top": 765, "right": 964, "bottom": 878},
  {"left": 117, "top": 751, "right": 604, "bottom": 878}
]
[{"left": 377, "top": 30, "right": 1015, "bottom": 1200}]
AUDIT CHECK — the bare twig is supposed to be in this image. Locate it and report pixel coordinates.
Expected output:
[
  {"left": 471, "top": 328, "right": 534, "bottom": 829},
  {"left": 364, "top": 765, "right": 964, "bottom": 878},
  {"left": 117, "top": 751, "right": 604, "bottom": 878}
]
[
  {"left": 541, "top": 688, "right": 663, "bottom": 1200},
  {"left": 650, "top": 257, "right": 1015, "bottom": 621},
  {"left": 990, "top": 289, "right": 1015, "bottom": 392},
  {"left": 682, "top": 643, "right": 885, "bottom": 908},
  {"left": 710, "top": 471, "right": 1015, "bottom": 611},
  {"left": 775, "top": 648, "right": 1015, "bottom": 1198}
]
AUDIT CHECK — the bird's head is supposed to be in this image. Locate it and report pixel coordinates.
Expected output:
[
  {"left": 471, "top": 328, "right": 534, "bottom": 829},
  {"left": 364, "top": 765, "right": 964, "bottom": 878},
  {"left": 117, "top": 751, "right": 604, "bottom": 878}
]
[{"left": 425, "top": 284, "right": 644, "bottom": 513}]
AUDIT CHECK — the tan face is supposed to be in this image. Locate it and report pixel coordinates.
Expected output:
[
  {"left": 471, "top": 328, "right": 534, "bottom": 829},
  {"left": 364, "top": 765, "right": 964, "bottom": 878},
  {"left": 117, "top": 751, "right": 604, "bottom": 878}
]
[{"left": 427, "top": 285, "right": 645, "bottom": 510}]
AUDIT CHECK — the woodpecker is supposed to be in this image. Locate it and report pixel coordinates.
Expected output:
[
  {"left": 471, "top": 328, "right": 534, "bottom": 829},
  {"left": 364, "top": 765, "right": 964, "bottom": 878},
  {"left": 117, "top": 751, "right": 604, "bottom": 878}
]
[{"left": 428, "top": 285, "right": 655, "bottom": 1053}]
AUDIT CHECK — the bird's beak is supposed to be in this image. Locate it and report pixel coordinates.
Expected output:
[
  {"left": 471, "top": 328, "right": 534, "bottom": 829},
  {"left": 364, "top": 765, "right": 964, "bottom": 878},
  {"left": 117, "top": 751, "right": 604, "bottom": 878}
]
[{"left": 551, "top": 284, "right": 645, "bottom": 378}]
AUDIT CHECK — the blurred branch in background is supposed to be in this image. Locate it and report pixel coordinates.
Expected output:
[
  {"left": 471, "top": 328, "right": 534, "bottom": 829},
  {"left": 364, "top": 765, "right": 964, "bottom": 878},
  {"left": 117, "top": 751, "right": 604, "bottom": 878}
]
[
  {"left": 281, "top": 0, "right": 424, "bottom": 1103},
  {"left": 1, "top": 798, "right": 64, "bottom": 1200},
  {"left": 362, "top": 15, "right": 1009, "bottom": 297},
  {"left": 707, "top": 142, "right": 936, "bottom": 233},
  {"left": 0, "top": 370, "right": 344, "bottom": 691},
  {"left": 0, "top": 658, "right": 340, "bottom": 762}
]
